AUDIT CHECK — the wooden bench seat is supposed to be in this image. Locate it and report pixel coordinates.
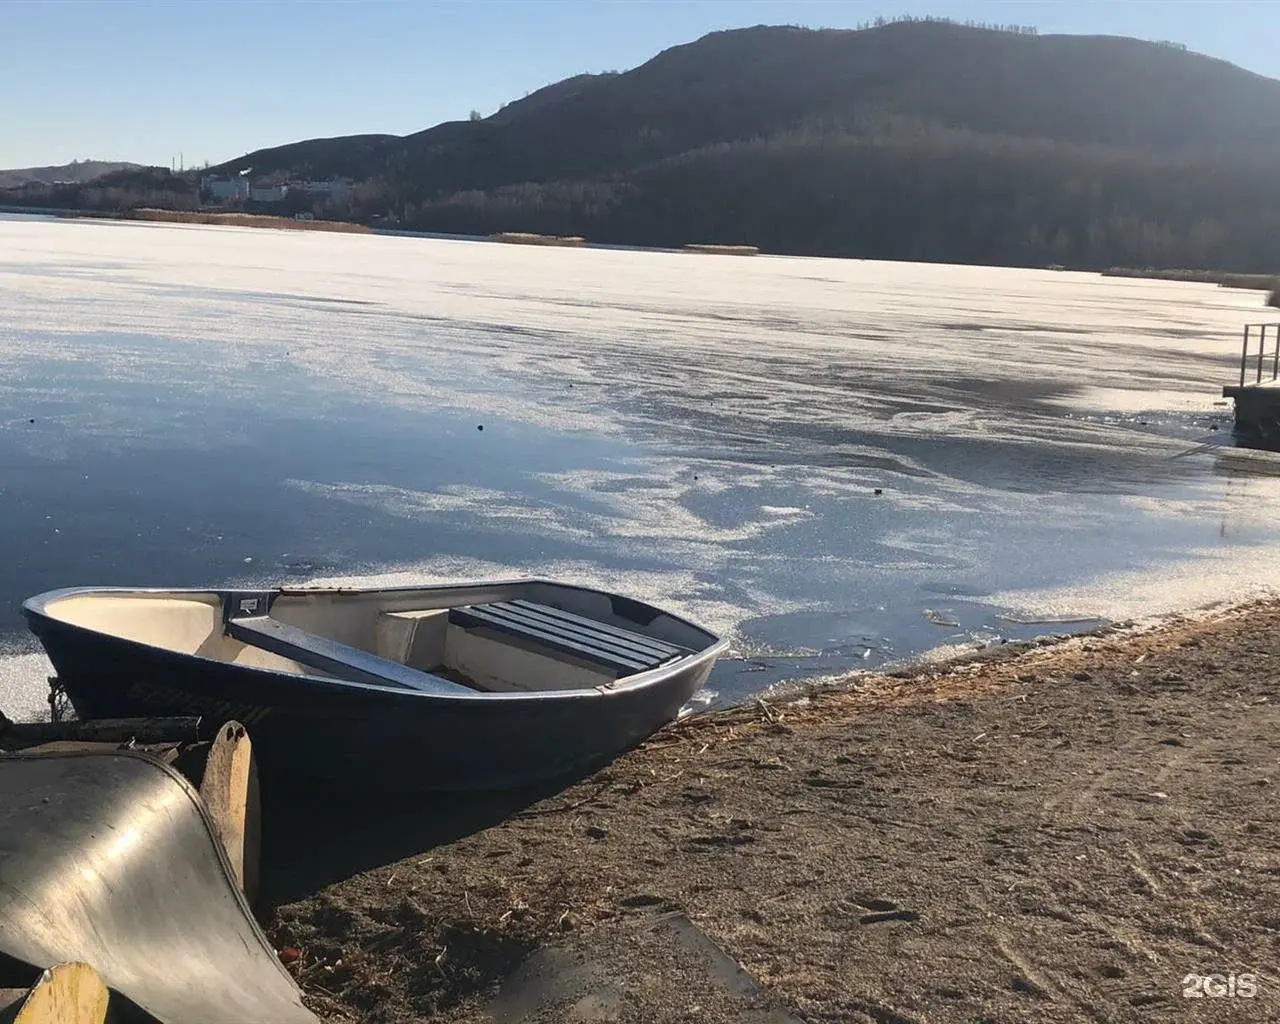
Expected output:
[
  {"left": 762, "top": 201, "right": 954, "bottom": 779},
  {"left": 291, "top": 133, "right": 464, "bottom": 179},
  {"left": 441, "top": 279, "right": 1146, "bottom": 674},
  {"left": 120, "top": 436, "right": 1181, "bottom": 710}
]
[
  {"left": 224, "top": 616, "right": 475, "bottom": 696},
  {"left": 448, "top": 600, "right": 689, "bottom": 675}
]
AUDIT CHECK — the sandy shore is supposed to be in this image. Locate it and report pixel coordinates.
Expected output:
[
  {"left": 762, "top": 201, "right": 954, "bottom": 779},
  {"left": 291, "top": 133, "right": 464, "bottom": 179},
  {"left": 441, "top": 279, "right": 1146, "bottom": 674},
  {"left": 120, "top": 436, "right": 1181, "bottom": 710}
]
[{"left": 261, "top": 602, "right": 1280, "bottom": 1022}]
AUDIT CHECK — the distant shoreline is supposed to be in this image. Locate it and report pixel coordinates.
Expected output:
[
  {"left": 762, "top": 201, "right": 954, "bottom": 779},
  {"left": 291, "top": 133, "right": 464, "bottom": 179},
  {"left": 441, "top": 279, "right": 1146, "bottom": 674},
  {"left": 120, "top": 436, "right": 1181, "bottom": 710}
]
[
  {"left": 0, "top": 205, "right": 372, "bottom": 234},
  {"left": 1100, "top": 266, "right": 1279, "bottom": 291},
  {"left": 76, "top": 208, "right": 374, "bottom": 234}
]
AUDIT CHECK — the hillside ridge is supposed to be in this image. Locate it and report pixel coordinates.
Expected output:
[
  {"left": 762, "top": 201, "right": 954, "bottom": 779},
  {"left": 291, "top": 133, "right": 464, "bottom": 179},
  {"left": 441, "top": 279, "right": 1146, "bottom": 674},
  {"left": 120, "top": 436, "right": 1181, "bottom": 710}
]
[{"left": 9, "top": 22, "right": 1280, "bottom": 271}]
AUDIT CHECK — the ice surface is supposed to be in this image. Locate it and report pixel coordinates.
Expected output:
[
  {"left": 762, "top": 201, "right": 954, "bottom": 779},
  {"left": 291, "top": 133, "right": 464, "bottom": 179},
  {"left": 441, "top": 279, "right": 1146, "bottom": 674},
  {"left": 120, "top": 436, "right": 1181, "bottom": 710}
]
[{"left": 0, "top": 215, "right": 1274, "bottom": 715}]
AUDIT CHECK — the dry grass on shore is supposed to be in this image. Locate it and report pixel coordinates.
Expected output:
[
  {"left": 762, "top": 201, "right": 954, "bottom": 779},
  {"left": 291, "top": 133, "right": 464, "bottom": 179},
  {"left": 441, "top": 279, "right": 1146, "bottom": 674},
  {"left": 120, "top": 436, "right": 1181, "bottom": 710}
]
[
  {"left": 683, "top": 243, "right": 760, "bottom": 256},
  {"left": 68, "top": 209, "right": 373, "bottom": 234},
  {"left": 266, "top": 598, "right": 1280, "bottom": 1024},
  {"left": 489, "top": 232, "right": 586, "bottom": 247},
  {"left": 1102, "top": 266, "right": 1278, "bottom": 291},
  {"left": 1220, "top": 275, "right": 1280, "bottom": 291}
]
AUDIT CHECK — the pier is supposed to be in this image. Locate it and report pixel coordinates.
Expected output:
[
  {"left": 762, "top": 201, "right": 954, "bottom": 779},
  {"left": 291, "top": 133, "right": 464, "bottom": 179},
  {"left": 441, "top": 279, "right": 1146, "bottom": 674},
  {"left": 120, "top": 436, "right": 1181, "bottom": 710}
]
[{"left": 1222, "top": 322, "right": 1280, "bottom": 441}]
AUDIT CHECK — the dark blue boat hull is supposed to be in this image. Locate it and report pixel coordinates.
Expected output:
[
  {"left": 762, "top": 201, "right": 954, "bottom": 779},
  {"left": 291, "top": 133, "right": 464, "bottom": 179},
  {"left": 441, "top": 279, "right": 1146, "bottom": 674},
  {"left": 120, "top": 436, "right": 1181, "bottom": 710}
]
[{"left": 26, "top": 607, "right": 719, "bottom": 794}]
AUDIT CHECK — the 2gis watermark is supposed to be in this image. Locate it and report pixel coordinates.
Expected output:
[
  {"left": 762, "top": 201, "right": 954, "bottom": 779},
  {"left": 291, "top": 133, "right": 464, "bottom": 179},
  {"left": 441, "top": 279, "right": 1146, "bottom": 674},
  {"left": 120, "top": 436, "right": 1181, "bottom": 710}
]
[{"left": 1182, "top": 973, "right": 1259, "bottom": 999}]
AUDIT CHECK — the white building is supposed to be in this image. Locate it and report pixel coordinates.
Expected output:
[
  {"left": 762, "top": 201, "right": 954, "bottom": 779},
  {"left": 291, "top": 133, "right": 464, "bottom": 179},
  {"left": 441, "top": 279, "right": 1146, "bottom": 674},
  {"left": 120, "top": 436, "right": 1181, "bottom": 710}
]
[
  {"left": 201, "top": 174, "right": 351, "bottom": 207},
  {"left": 249, "top": 183, "right": 289, "bottom": 203},
  {"left": 202, "top": 176, "right": 249, "bottom": 202},
  {"left": 301, "top": 177, "right": 354, "bottom": 201}
]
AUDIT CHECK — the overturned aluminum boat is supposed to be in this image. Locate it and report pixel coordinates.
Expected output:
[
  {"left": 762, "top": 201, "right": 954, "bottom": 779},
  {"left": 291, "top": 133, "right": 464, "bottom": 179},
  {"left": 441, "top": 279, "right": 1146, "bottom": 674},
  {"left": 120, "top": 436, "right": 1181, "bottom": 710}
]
[
  {"left": 0, "top": 750, "right": 317, "bottom": 1024},
  {"left": 23, "top": 580, "right": 726, "bottom": 792}
]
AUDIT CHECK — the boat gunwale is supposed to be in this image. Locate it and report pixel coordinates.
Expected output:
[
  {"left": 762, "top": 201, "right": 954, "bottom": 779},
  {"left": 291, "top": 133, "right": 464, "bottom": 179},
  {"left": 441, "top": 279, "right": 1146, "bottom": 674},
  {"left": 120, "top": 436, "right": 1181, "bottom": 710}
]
[{"left": 22, "top": 581, "right": 729, "bottom": 703}]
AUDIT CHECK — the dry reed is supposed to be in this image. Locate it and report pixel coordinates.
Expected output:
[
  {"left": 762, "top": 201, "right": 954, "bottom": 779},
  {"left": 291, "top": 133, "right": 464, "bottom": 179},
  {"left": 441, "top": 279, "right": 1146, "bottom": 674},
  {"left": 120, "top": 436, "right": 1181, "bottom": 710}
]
[
  {"left": 489, "top": 232, "right": 586, "bottom": 247},
  {"left": 683, "top": 243, "right": 759, "bottom": 256}
]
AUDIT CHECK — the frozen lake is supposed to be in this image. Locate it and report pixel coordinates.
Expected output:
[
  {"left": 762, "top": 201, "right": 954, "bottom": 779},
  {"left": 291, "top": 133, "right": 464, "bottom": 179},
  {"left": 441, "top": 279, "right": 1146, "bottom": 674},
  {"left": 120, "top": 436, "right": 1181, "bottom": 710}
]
[{"left": 2, "top": 214, "right": 1278, "bottom": 718}]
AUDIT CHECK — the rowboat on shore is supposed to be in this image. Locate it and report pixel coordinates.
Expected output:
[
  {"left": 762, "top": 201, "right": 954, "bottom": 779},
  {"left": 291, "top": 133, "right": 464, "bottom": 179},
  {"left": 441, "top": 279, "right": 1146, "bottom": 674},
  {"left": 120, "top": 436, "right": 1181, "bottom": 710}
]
[{"left": 22, "top": 580, "right": 727, "bottom": 793}]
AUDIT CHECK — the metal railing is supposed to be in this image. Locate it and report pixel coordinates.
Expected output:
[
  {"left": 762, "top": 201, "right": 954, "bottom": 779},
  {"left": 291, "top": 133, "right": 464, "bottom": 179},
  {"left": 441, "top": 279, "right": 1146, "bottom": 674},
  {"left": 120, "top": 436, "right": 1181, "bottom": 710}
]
[{"left": 1239, "top": 323, "right": 1280, "bottom": 386}]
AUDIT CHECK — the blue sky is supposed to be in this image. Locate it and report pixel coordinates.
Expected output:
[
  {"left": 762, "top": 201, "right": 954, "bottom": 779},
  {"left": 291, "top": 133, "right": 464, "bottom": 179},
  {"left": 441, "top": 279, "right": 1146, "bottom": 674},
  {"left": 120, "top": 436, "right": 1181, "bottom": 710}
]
[{"left": 4, "top": 0, "right": 1277, "bottom": 169}]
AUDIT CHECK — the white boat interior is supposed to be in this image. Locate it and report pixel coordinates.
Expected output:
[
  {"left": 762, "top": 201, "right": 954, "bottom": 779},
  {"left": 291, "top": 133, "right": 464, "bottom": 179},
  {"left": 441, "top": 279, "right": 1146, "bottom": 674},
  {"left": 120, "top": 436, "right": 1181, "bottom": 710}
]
[{"left": 35, "top": 582, "right": 710, "bottom": 696}]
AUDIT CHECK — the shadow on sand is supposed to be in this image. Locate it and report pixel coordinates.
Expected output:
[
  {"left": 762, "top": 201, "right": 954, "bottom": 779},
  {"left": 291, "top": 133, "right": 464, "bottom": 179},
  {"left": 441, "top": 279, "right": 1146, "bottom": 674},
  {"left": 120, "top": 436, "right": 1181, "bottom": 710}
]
[{"left": 256, "top": 767, "right": 601, "bottom": 909}]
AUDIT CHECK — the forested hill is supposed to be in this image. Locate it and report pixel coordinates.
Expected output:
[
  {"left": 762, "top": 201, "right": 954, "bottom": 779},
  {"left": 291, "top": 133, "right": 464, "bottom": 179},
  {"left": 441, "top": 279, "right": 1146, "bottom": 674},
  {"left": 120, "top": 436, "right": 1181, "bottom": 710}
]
[
  {"left": 0, "top": 160, "right": 143, "bottom": 188},
  {"left": 215, "top": 21, "right": 1280, "bottom": 269}
]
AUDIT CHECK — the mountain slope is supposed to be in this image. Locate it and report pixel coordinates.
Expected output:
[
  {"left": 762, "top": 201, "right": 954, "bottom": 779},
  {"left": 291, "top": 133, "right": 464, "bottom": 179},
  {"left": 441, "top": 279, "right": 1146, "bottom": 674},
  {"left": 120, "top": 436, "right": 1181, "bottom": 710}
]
[
  {"left": 197, "top": 22, "right": 1280, "bottom": 269},
  {"left": 0, "top": 160, "right": 144, "bottom": 189},
  {"left": 420, "top": 22, "right": 1280, "bottom": 184},
  {"left": 217, "top": 22, "right": 1280, "bottom": 191}
]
